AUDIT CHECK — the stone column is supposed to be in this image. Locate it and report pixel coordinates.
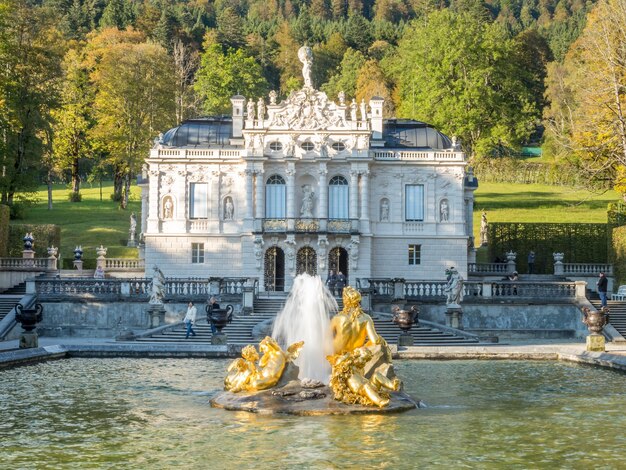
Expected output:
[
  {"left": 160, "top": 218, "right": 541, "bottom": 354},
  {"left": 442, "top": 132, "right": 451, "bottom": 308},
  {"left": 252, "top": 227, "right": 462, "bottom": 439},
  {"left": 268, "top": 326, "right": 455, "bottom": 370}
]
[
  {"left": 211, "top": 170, "right": 221, "bottom": 221},
  {"left": 350, "top": 169, "right": 359, "bottom": 220},
  {"left": 318, "top": 163, "right": 328, "bottom": 231},
  {"left": 140, "top": 190, "right": 148, "bottom": 237},
  {"left": 286, "top": 163, "right": 296, "bottom": 231},
  {"left": 360, "top": 170, "right": 370, "bottom": 233}
]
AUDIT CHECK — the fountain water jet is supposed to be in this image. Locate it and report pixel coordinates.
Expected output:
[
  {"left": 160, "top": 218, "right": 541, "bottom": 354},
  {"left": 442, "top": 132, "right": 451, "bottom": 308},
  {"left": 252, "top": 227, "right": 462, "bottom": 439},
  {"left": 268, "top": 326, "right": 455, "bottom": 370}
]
[{"left": 271, "top": 273, "right": 337, "bottom": 383}]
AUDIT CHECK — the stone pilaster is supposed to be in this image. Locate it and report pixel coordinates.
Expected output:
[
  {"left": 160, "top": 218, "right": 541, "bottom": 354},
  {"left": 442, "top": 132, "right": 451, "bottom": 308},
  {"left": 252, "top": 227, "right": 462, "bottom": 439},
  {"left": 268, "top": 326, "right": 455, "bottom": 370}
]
[{"left": 349, "top": 169, "right": 359, "bottom": 219}]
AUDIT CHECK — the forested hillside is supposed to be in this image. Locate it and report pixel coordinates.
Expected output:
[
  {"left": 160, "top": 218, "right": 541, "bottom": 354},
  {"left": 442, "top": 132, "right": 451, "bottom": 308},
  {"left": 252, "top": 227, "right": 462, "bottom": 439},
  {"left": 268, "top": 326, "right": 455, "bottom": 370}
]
[{"left": 1, "top": 0, "right": 615, "bottom": 211}]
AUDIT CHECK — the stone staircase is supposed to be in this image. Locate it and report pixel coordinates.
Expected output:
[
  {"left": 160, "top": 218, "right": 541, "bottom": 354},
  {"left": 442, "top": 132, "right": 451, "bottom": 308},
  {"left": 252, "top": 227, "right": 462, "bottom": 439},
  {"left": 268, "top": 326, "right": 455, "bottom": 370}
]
[
  {"left": 0, "top": 295, "right": 22, "bottom": 322},
  {"left": 2, "top": 281, "right": 27, "bottom": 296},
  {"left": 372, "top": 315, "right": 480, "bottom": 346},
  {"left": 134, "top": 313, "right": 277, "bottom": 344},
  {"left": 589, "top": 299, "right": 626, "bottom": 339}
]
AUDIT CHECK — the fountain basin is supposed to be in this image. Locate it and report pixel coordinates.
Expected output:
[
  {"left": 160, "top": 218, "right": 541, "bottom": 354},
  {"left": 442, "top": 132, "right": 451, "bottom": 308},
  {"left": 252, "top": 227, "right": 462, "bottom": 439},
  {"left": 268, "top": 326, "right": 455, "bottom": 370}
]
[{"left": 211, "top": 384, "right": 419, "bottom": 415}]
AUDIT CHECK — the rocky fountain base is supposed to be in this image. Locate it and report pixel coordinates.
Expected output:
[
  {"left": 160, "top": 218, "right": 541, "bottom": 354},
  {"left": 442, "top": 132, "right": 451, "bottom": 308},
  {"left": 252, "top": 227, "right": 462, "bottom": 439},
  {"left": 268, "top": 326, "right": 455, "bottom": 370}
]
[{"left": 211, "top": 381, "right": 419, "bottom": 416}]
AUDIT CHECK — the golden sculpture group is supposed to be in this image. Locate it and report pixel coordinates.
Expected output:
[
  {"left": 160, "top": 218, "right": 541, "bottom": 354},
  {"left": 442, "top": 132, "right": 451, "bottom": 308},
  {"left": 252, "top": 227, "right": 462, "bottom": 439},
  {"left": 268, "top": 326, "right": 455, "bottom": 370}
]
[{"left": 224, "top": 286, "right": 401, "bottom": 407}]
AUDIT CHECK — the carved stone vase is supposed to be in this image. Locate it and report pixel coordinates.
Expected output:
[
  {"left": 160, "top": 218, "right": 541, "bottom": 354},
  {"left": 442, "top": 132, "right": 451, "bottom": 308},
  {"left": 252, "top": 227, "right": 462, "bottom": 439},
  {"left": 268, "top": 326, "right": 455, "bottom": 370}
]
[
  {"left": 582, "top": 306, "right": 608, "bottom": 335},
  {"left": 392, "top": 305, "right": 419, "bottom": 332}
]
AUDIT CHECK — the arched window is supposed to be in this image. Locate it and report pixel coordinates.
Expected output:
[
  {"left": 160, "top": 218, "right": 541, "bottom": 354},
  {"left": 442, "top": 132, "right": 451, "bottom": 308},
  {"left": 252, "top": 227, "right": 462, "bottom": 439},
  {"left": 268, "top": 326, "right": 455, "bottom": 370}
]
[
  {"left": 266, "top": 174, "right": 286, "bottom": 219},
  {"left": 329, "top": 175, "right": 349, "bottom": 219}
]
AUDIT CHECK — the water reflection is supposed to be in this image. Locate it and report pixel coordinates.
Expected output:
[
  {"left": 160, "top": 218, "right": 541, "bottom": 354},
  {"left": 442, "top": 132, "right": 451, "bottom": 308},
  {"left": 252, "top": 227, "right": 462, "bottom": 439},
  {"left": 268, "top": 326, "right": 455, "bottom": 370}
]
[{"left": 0, "top": 359, "right": 625, "bottom": 468}]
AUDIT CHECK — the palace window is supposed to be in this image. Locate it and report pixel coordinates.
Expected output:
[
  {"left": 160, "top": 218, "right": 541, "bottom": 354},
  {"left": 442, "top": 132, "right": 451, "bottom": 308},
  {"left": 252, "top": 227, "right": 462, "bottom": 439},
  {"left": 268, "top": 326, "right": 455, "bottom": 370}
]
[
  {"left": 192, "top": 243, "right": 205, "bottom": 264},
  {"left": 329, "top": 175, "right": 349, "bottom": 219},
  {"left": 189, "top": 183, "right": 208, "bottom": 219},
  {"left": 331, "top": 142, "right": 346, "bottom": 152},
  {"left": 408, "top": 244, "right": 421, "bottom": 265},
  {"left": 301, "top": 141, "right": 315, "bottom": 151},
  {"left": 405, "top": 184, "right": 424, "bottom": 221},
  {"left": 266, "top": 174, "right": 286, "bottom": 219},
  {"left": 269, "top": 141, "right": 283, "bottom": 152}
]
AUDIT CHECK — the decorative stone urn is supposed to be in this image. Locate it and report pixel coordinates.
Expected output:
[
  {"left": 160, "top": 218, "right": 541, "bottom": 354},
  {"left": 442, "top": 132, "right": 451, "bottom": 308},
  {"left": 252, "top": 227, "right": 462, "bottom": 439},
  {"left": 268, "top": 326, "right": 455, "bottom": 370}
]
[
  {"left": 23, "top": 233, "right": 34, "bottom": 250},
  {"left": 392, "top": 305, "right": 419, "bottom": 332},
  {"left": 392, "top": 305, "right": 419, "bottom": 346},
  {"left": 581, "top": 306, "right": 609, "bottom": 352},
  {"left": 206, "top": 304, "right": 234, "bottom": 345},
  {"left": 15, "top": 302, "right": 43, "bottom": 348}
]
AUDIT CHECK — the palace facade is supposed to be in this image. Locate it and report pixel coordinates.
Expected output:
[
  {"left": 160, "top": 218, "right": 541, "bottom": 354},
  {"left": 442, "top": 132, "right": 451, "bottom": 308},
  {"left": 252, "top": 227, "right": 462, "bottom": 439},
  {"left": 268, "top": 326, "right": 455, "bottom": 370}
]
[{"left": 140, "top": 49, "right": 477, "bottom": 291}]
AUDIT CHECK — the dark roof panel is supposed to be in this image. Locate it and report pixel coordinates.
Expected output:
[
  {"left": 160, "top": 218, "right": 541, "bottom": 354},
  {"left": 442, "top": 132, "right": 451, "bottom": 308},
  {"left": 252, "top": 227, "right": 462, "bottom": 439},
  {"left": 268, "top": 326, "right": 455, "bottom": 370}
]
[
  {"left": 382, "top": 119, "right": 452, "bottom": 150},
  {"left": 161, "top": 117, "right": 233, "bottom": 147}
]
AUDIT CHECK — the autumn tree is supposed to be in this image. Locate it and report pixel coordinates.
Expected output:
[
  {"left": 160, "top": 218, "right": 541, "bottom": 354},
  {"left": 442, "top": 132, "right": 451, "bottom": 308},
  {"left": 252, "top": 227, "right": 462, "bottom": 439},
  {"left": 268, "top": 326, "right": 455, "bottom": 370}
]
[
  {"left": 544, "top": 0, "right": 626, "bottom": 195},
  {"left": 0, "top": 0, "right": 65, "bottom": 206},
  {"left": 88, "top": 29, "right": 176, "bottom": 208},
  {"left": 321, "top": 48, "right": 366, "bottom": 100},
  {"left": 390, "top": 10, "right": 540, "bottom": 156},
  {"left": 194, "top": 36, "right": 268, "bottom": 114},
  {"left": 356, "top": 60, "right": 395, "bottom": 116},
  {"left": 52, "top": 46, "right": 94, "bottom": 203}
]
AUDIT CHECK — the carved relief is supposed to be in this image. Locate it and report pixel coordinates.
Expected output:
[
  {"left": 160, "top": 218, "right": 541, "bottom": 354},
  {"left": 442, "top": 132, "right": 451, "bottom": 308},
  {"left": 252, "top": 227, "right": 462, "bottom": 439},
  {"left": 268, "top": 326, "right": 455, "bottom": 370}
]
[{"left": 267, "top": 87, "right": 348, "bottom": 131}]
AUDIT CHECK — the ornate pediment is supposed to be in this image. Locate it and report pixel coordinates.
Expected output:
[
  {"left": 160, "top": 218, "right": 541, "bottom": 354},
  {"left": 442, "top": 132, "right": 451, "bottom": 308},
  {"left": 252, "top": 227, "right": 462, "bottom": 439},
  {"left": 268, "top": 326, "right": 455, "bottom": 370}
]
[{"left": 267, "top": 87, "right": 348, "bottom": 131}]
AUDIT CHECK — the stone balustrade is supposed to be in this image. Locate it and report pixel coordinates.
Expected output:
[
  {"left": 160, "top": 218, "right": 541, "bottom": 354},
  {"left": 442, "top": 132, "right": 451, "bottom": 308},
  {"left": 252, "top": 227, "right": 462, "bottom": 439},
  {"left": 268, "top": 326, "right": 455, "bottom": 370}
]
[
  {"left": 468, "top": 263, "right": 510, "bottom": 275},
  {"left": 34, "top": 277, "right": 253, "bottom": 300},
  {"left": 561, "top": 263, "right": 613, "bottom": 276},
  {"left": 104, "top": 258, "right": 145, "bottom": 271},
  {"left": 361, "top": 278, "right": 585, "bottom": 301},
  {"left": 0, "top": 257, "right": 55, "bottom": 271},
  {"left": 373, "top": 150, "right": 464, "bottom": 162}
]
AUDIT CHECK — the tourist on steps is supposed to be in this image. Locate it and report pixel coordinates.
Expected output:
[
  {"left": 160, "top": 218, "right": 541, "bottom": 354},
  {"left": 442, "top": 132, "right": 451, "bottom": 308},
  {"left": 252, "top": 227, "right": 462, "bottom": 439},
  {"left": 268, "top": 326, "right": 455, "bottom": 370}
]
[
  {"left": 184, "top": 301, "right": 197, "bottom": 339},
  {"left": 597, "top": 272, "right": 608, "bottom": 308}
]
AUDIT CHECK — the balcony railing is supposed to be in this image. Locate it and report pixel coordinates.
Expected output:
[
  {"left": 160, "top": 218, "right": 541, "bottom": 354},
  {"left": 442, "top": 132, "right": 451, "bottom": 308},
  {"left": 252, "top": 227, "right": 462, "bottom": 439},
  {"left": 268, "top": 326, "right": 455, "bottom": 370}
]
[{"left": 261, "top": 218, "right": 359, "bottom": 234}]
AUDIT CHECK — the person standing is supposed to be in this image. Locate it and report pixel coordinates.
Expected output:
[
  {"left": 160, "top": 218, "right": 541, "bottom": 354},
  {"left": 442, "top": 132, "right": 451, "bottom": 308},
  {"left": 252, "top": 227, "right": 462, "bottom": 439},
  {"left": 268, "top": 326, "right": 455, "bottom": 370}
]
[
  {"left": 336, "top": 271, "right": 346, "bottom": 297},
  {"left": 597, "top": 272, "right": 608, "bottom": 308},
  {"left": 184, "top": 301, "right": 197, "bottom": 339},
  {"left": 207, "top": 297, "right": 220, "bottom": 334},
  {"left": 527, "top": 251, "right": 536, "bottom": 274},
  {"left": 326, "top": 270, "right": 337, "bottom": 296}
]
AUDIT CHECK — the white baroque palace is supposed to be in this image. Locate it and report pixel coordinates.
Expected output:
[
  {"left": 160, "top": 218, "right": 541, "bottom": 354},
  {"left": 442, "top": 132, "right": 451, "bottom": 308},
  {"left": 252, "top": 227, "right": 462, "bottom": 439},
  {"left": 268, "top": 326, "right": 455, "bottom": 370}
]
[{"left": 140, "top": 47, "right": 478, "bottom": 292}]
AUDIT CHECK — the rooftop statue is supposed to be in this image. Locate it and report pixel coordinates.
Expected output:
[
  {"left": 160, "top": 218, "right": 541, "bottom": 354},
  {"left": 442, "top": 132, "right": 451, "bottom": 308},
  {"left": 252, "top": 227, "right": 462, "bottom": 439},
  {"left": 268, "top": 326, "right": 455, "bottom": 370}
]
[{"left": 298, "top": 46, "right": 313, "bottom": 88}]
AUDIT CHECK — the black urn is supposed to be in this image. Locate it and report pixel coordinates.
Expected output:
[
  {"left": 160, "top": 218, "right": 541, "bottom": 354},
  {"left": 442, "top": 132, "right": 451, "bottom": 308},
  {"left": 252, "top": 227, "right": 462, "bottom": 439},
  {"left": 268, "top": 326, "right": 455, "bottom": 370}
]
[
  {"left": 206, "top": 304, "right": 234, "bottom": 333},
  {"left": 15, "top": 303, "right": 43, "bottom": 332},
  {"left": 73, "top": 246, "right": 83, "bottom": 261},
  {"left": 392, "top": 305, "right": 419, "bottom": 332},
  {"left": 23, "top": 233, "right": 34, "bottom": 250}
]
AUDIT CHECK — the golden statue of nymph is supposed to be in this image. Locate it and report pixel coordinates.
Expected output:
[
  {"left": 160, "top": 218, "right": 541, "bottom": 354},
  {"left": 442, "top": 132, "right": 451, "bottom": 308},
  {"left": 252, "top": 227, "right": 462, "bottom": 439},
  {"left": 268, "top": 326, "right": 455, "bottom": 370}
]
[
  {"left": 327, "top": 286, "right": 400, "bottom": 407},
  {"left": 328, "top": 347, "right": 400, "bottom": 407},
  {"left": 224, "top": 336, "right": 304, "bottom": 392}
]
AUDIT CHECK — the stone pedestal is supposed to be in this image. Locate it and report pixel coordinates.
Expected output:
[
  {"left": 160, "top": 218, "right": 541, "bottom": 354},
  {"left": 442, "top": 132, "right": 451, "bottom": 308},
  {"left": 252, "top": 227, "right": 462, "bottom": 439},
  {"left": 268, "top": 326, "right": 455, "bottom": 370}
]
[
  {"left": 73, "top": 260, "right": 83, "bottom": 272},
  {"left": 586, "top": 334, "right": 605, "bottom": 352},
  {"left": 211, "top": 332, "right": 228, "bottom": 345},
  {"left": 398, "top": 332, "right": 414, "bottom": 346},
  {"left": 148, "top": 304, "right": 166, "bottom": 328},
  {"left": 445, "top": 305, "right": 464, "bottom": 330},
  {"left": 20, "top": 331, "right": 38, "bottom": 349},
  {"left": 22, "top": 249, "right": 35, "bottom": 267}
]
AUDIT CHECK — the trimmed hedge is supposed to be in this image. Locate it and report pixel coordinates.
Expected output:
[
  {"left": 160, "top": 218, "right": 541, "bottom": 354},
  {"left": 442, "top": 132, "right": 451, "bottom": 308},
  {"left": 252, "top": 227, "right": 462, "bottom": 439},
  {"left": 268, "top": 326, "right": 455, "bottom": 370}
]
[
  {"left": 473, "top": 157, "right": 611, "bottom": 188},
  {"left": 611, "top": 226, "right": 626, "bottom": 287},
  {"left": 488, "top": 223, "right": 609, "bottom": 274},
  {"left": 0, "top": 205, "right": 9, "bottom": 256},
  {"left": 8, "top": 224, "right": 61, "bottom": 258}
]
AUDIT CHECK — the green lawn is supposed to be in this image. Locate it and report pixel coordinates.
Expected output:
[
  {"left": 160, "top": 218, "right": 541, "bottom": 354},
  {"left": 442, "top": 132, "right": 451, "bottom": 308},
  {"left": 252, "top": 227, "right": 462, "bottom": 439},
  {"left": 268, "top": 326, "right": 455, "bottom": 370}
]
[
  {"left": 11, "top": 182, "right": 141, "bottom": 260},
  {"left": 472, "top": 182, "right": 619, "bottom": 241}
]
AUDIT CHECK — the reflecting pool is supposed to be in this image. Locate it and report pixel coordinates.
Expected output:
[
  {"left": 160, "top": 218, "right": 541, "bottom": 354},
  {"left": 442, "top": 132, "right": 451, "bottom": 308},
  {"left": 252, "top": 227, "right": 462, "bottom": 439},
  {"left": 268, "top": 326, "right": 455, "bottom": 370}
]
[{"left": 1, "top": 359, "right": 625, "bottom": 468}]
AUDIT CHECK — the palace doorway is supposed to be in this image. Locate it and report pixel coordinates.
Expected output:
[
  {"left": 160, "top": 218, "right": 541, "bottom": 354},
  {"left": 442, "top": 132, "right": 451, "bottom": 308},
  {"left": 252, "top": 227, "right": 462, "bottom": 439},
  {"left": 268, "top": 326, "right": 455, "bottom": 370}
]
[
  {"left": 264, "top": 246, "right": 285, "bottom": 291},
  {"left": 328, "top": 247, "right": 348, "bottom": 280},
  {"left": 296, "top": 246, "right": 317, "bottom": 276}
]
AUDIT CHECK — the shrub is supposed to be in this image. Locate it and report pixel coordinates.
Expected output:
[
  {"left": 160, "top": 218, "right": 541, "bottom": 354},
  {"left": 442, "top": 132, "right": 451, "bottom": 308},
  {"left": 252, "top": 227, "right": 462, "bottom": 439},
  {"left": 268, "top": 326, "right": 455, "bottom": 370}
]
[
  {"left": 611, "top": 226, "right": 626, "bottom": 287},
  {"left": 0, "top": 205, "right": 9, "bottom": 256},
  {"left": 8, "top": 224, "right": 61, "bottom": 258}
]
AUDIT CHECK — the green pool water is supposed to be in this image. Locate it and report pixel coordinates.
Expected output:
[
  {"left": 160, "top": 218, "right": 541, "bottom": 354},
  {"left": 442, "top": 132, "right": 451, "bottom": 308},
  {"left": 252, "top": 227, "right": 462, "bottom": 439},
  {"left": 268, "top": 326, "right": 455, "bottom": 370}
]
[{"left": 1, "top": 359, "right": 624, "bottom": 469}]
